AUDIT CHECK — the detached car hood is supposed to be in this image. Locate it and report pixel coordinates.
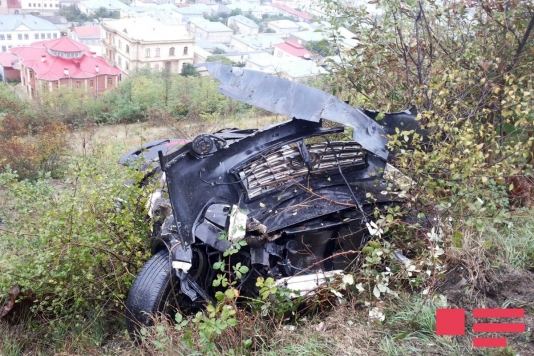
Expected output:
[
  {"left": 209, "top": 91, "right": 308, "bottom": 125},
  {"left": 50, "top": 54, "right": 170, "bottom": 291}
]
[{"left": 202, "top": 63, "right": 389, "bottom": 160}]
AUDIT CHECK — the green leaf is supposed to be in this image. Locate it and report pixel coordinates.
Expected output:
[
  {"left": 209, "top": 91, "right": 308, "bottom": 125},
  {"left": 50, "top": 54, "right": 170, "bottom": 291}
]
[{"left": 227, "top": 318, "right": 238, "bottom": 326}]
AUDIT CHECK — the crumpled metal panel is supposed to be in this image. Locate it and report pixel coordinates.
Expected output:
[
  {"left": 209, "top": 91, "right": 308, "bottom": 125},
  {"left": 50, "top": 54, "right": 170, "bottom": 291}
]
[{"left": 202, "top": 62, "right": 389, "bottom": 160}]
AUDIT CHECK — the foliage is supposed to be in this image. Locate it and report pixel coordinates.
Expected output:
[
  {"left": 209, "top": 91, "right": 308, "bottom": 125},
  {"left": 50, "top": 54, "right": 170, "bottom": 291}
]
[
  {"left": 0, "top": 115, "right": 69, "bottom": 180},
  {"left": 306, "top": 40, "right": 336, "bottom": 57},
  {"left": 0, "top": 157, "right": 151, "bottom": 320},
  {"left": 180, "top": 63, "right": 200, "bottom": 78}
]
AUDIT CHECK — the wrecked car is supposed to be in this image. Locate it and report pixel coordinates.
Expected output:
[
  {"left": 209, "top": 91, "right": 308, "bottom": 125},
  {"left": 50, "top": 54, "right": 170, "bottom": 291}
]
[{"left": 123, "top": 63, "right": 418, "bottom": 336}]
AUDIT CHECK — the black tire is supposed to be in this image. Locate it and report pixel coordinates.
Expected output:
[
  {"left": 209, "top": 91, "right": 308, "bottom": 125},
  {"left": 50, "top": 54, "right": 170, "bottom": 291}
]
[{"left": 125, "top": 249, "right": 179, "bottom": 338}]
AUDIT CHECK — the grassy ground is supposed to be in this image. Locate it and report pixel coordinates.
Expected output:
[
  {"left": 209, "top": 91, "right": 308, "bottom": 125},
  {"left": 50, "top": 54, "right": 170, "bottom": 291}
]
[{"left": 1, "top": 120, "right": 533, "bottom": 356}]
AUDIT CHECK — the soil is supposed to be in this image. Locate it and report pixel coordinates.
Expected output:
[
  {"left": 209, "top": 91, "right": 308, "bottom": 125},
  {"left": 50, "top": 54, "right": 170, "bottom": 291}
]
[{"left": 437, "top": 258, "right": 534, "bottom": 353}]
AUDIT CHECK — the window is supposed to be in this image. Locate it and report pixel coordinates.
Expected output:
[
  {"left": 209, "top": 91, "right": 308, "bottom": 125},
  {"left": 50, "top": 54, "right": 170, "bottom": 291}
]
[
  {"left": 24, "top": 34, "right": 28, "bottom": 40},
  {"left": 76, "top": 81, "right": 81, "bottom": 88},
  {"left": 183, "top": 46, "right": 188, "bottom": 55},
  {"left": 125, "top": 61, "right": 129, "bottom": 70},
  {"left": 35, "top": 33, "right": 39, "bottom": 39},
  {"left": 145, "top": 48, "right": 150, "bottom": 57},
  {"left": 118, "top": 56, "right": 121, "bottom": 66},
  {"left": 29, "top": 71, "right": 33, "bottom": 79},
  {"left": 1, "top": 46, "right": 5, "bottom": 52},
  {"left": 89, "top": 80, "right": 94, "bottom": 87},
  {"left": 125, "top": 45, "right": 129, "bottom": 53},
  {"left": 155, "top": 48, "right": 160, "bottom": 57},
  {"left": 0, "top": 35, "right": 4, "bottom": 40},
  {"left": 107, "top": 77, "right": 113, "bottom": 86},
  {"left": 118, "top": 39, "right": 121, "bottom": 49},
  {"left": 7, "top": 34, "right": 11, "bottom": 40},
  {"left": 169, "top": 47, "right": 175, "bottom": 56},
  {"left": 44, "top": 3, "right": 46, "bottom": 6},
  {"left": 53, "top": 33, "right": 57, "bottom": 39},
  {"left": 18, "top": 34, "right": 22, "bottom": 40},
  {"left": 41, "top": 33, "right": 45, "bottom": 39},
  {"left": 47, "top": 33, "right": 51, "bottom": 39}
]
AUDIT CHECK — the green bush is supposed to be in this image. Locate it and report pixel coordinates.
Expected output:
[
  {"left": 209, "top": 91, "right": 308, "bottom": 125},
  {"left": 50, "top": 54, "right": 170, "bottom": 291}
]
[{"left": 0, "top": 156, "right": 151, "bottom": 318}]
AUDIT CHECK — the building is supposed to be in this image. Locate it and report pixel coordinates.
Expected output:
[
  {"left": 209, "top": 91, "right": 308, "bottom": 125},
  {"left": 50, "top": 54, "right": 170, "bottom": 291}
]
[
  {"left": 271, "top": 3, "right": 312, "bottom": 22},
  {"left": 0, "top": 0, "right": 22, "bottom": 15},
  {"left": 266, "top": 20, "right": 300, "bottom": 37},
  {"left": 245, "top": 53, "right": 325, "bottom": 82},
  {"left": 0, "top": 15, "right": 60, "bottom": 53},
  {"left": 273, "top": 40, "right": 312, "bottom": 59},
  {"left": 227, "top": 15, "right": 259, "bottom": 36},
  {"left": 289, "top": 30, "right": 327, "bottom": 46},
  {"left": 10, "top": 37, "right": 121, "bottom": 97},
  {"left": 230, "top": 33, "right": 283, "bottom": 54},
  {"left": 77, "top": 0, "right": 129, "bottom": 17},
  {"left": 188, "top": 18, "right": 232, "bottom": 44},
  {"left": 0, "top": 52, "right": 19, "bottom": 81},
  {"left": 69, "top": 25, "right": 101, "bottom": 54},
  {"left": 101, "top": 17, "right": 194, "bottom": 75},
  {"left": 19, "top": 0, "right": 60, "bottom": 14}
]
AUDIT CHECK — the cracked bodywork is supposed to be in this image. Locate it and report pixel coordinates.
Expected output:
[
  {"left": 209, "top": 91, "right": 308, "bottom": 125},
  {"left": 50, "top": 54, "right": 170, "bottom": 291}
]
[{"left": 123, "top": 66, "right": 416, "bottom": 324}]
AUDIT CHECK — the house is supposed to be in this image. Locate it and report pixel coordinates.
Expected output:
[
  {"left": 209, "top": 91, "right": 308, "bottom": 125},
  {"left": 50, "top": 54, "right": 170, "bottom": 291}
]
[
  {"left": 77, "top": 0, "right": 129, "bottom": 17},
  {"left": 0, "top": 52, "right": 19, "bottom": 81},
  {"left": 230, "top": 33, "right": 283, "bottom": 54},
  {"left": 19, "top": 0, "right": 60, "bottom": 14},
  {"left": 37, "top": 15, "right": 69, "bottom": 35},
  {"left": 271, "top": 3, "right": 312, "bottom": 22},
  {"left": 101, "top": 16, "right": 194, "bottom": 75},
  {"left": 225, "top": 2, "right": 276, "bottom": 19},
  {"left": 227, "top": 15, "right": 259, "bottom": 36},
  {"left": 245, "top": 53, "right": 325, "bottom": 82},
  {"left": 174, "top": 4, "right": 211, "bottom": 22},
  {"left": 10, "top": 37, "right": 121, "bottom": 97},
  {"left": 0, "top": 15, "right": 60, "bottom": 53},
  {"left": 289, "top": 30, "right": 327, "bottom": 46},
  {"left": 194, "top": 37, "right": 231, "bottom": 53},
  {"left": 188, "top": 18, "right": 232, "bottom": 44},
  {"left": 273, "top": 40, "right": 312, "bottom": 59},
  {"left": 266, "top": 20, "right": 300, "bottom": 38},
  {"left": 0, "top": 0, "right": 22, "bottom": 15},
  {"left": 69, "top": 26, "right": 101, "bottom": 55}
]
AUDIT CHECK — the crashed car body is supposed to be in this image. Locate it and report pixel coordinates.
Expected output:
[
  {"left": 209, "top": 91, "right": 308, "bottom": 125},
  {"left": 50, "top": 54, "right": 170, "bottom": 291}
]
[{"left": 123, "top": 63, "right": 417, "bottom": 336}]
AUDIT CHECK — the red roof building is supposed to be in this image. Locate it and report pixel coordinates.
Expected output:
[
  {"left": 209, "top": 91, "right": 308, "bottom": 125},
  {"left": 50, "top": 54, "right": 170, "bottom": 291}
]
[
  {"left": 10, "top": 37, "right": 121, "bottom": 98},
  {"left": 271, "top": 3, "right": 312, "bottom": 22},
  {"left": 0, "top": 52, "right": 19, "bottom": 82},
  {"left": 274, "top": 40, "right": 312, "bottom": 59}
]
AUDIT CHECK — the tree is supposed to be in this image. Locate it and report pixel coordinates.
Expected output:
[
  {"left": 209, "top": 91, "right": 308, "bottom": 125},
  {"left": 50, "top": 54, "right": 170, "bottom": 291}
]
[
  {"left": 181, "top": 63, "right": 200, "bottom": 77},
  {"left": 319, "top": 0, "right": 534, "bottom": 225}
]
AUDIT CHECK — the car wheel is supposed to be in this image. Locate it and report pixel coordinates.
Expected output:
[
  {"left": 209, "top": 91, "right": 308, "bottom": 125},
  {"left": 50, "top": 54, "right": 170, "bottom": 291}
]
[{"left": 125, "top": 249, "right": 181, "bottom": 338}]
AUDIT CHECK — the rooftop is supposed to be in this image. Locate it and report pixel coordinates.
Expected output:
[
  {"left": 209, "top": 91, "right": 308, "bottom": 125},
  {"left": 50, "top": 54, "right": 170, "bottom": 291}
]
[
  {"left": 290, "top": 30, "right": 328, "bottom": 43},
  {"left": 7, "top": 0, "right": 21, "bottom": 9},
  {"left": 0, "top": 53, "right": 18, "bottom": 68},
  {"left": 189, "top": 18, "right": 232, "bottom": 33},
  {"left": 10, "top": 37, "right": 120, "bottom": 81},
  {"left": 268, "top": 20, "right": 300, "bottom": 29},
  {"left": 103, "top": 17, "right": 192, "bottom": 42},
  {"left": 271, "top": 3, "right": 312, "bottom": 21},
  {"left": 274, "top": 40, "right": 312, "bottom": 58},
  {"left": 78, "top": 0, "right": 129, "bottom": 10},
  {"left": 72, "top": 26, "right": 101, "bottom": 38},
  {"left": 231, "top": 34, "right": 284, "bottom": 50},
  {"left": 229, "top": 15, "right": 259, "bottom": 29},
  {"left": 0, "top": 15, "right": 60, "bottom": 32}
]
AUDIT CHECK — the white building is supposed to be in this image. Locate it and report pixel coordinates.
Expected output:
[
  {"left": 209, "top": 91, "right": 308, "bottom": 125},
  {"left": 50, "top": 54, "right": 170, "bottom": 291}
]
[
  {"left": 101, "top": 16, "right": 194, "bottom": 75},
  {"left": 267, "top": 20, "right": 300, "bottom": 38},
  {"left": 227, "top": 15, "right": 259, "bottom": 36},
  {"left": 188, "top": 18, "right": 233, "bottom": 44},
  {"left": 0, "top": 14, "right": 60, "bottom": 53}
]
